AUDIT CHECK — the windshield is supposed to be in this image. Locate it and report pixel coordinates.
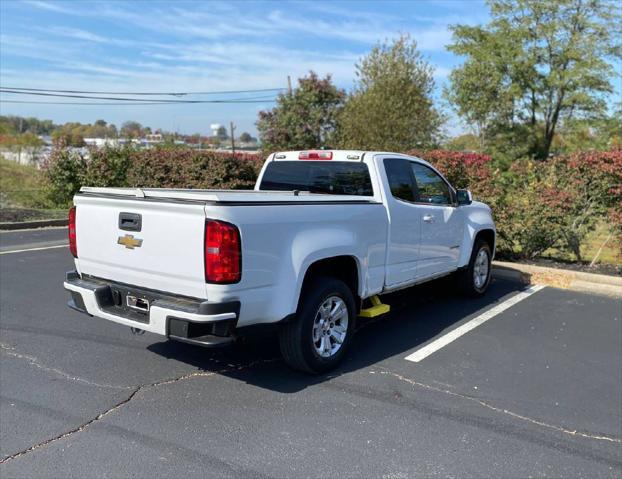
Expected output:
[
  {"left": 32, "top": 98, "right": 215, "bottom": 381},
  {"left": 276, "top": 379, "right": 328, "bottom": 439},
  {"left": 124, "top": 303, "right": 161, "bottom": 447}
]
[{"left": 259, "top": 161, "right": 373, "bottom": 196}]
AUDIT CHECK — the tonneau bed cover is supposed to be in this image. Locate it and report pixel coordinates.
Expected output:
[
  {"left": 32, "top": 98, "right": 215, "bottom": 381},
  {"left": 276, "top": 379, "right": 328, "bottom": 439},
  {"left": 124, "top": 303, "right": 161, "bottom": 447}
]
[{"left": 79, "top": 187, "right": 378, "bottom": 204}]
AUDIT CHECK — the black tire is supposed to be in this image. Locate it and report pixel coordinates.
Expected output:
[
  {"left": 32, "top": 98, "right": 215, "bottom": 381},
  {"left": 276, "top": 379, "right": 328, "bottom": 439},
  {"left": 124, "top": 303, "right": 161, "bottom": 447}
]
[
  {"left": 460, "top": 239, "right": 492, "bottom": 297},
  {"left": 279, "top": 277, "right": 355, "bottom": 374}
]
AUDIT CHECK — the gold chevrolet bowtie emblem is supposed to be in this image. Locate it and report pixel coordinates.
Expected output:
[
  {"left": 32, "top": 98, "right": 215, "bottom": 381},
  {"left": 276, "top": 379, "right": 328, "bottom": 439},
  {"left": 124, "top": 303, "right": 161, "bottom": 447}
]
[{"left": 117, "top": 234, "right": 143, "bottom": 249}]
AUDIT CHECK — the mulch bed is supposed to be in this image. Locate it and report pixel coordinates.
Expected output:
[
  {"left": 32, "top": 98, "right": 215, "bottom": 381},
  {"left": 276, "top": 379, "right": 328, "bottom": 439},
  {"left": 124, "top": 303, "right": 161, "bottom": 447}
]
[{"left": 497, "top": 255, "right": 621, "bottom": 277}]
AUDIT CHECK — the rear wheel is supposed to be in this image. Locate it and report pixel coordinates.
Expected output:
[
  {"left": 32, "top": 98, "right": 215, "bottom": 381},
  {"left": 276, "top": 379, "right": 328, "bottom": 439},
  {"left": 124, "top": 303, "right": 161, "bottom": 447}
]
[
  {"left": 460, "top": 239, "right": 492, "bottom": 297},
  {"left": 279, "top": 277, "right": 355, "bottom": 374}
]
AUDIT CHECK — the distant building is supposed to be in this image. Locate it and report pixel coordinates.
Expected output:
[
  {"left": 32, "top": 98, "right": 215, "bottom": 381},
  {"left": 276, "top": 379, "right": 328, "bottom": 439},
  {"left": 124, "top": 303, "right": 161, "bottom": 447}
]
[
  {"left": 84, "top": 138, "right": 122, "bottom": 147},
  {"left": 145, "top": 134, "right": 163, "bottom": 145},
  {"left": 210, "top": 124, "right": 222, "bottom": 137}
]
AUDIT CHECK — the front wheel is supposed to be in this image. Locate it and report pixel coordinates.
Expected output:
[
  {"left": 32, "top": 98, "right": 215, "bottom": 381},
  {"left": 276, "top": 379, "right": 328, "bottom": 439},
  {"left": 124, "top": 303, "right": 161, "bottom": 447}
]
[
  {"left": 460, "top": 239, "right": 492, "bottom": 297},
  {"left": 279, "top": 277, "right": 355, "bottom": 374}
]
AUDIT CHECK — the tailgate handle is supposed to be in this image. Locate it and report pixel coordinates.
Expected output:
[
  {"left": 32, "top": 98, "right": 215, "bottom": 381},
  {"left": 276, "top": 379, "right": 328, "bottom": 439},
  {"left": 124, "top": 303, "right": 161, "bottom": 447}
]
[{"left": 119, "top": 212, "right": 142, "bottom": 231}]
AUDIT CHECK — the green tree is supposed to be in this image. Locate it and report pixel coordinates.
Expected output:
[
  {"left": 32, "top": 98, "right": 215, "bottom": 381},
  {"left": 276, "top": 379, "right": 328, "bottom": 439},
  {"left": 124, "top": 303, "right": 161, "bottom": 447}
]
[
  {"left": 444, "top": 133, "right": 482, "bottom": 151},
  {"left": 553, "top": 104, "right": 622, "bottom": 152},
  {"left": 446, "top": 0, "right": 622, "bottom": 160},
  {"left": 239, "top": 132, "right": 253, "bottom": 143},
  {"left": 216, "top": 126, "right": 228, "bottom": 140},
  {"left": 0, "top": 116, "right": 57, "bottom": 136},
  {"left": 120, "top": 121, "right": 143, "bottom": 139},
  {"left": 337, "top": 35, "right": 442, "bottom": 151},
  {"left": 257, "top": 71, "right": 345, "bottom": 154},
  {"left": 52, "top": 125, "right": 85, "bottom": 147},
  {"left": 88, "top": 119, "right": 115, "bottom": 138}
]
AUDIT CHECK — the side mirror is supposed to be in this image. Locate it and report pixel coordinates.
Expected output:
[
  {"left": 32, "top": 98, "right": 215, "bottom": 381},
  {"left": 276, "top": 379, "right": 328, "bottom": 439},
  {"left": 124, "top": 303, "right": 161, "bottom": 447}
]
[{"left": 457, "top": 189, "right": 472, "bottom": 206}]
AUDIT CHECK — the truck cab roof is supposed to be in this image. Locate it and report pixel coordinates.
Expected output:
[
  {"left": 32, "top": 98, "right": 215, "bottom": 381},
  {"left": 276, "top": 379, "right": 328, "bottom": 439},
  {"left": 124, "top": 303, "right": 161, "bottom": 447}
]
[
  {"left": 269, "top": 149, "right": 435, "bottom": 168},
  {"left": 270, "top": 150, "right": 367, "bottom": 162}
]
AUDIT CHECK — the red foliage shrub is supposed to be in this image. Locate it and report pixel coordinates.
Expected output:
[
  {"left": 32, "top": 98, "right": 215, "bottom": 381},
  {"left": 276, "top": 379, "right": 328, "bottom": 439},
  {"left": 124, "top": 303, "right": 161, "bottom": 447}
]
[
  {"left": 126, "top": 149, "right": 263, "bottom": 190},
  {"left": 44, "top": 146, "right": 264, "bottom": 205},
  {"left": 409, "top": 149, "right": 621, "bottom": 260},
  {"left": 45, "top": 144, "right": 620, "bottom": 262},
  {"left": 548, "top": 150, "right": 622, "bottom": 254},
  {"left": 406, "top": 149, "right": 499, "bottom": 204}
]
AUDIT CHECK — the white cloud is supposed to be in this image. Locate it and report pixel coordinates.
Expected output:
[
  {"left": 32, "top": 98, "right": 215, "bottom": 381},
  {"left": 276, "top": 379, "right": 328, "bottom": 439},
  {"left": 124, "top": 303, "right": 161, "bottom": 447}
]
[
  {"left": 40, "top": 26, "right": 114, "bottom": 43},
  {"left": 21, "top": 0, "right": 456, "bottom": 49},
  {"left": 21, "top": 0, "right": 73, "bottom": 14},
  {"left": 2, "top": 0, "right": 474, "bottom": 133}
]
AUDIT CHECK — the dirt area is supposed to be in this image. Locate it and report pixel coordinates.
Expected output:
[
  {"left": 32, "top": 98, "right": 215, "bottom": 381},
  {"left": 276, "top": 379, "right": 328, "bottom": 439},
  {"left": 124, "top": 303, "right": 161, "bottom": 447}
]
[{"left": 502, "top": 256, "right": 622, "bottom": 277}]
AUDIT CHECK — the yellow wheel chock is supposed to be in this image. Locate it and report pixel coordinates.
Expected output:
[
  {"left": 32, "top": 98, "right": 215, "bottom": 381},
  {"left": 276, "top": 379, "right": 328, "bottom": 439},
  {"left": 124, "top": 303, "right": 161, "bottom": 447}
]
[{"left": 358, "top": 295, "right": 390, "bottom": 318}]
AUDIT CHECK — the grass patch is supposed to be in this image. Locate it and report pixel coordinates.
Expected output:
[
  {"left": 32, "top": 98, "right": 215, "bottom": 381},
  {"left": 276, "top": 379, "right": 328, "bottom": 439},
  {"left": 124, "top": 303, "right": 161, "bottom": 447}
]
[
  {"left": 0, "top": 156, "right": 51, "bottom": 209},
  {"left": 582, "top": 222, "right": 622, "bottom": 266},
  {"left": 536, "top": 222, "right": 622, "bottom": 267},
  {"left": 0, "top": 157, "right": 64, "bottom": 222}
]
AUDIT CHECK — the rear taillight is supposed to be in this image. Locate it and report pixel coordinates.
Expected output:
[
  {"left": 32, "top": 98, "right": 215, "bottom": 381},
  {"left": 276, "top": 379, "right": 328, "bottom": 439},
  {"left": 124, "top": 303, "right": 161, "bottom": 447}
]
[
  {"left": 204, "top": 220, "right": 241, "bottom": 284},
  {"left": 68, "top": 206, "right": 77, "bottom": 258},
  {"left": 299, "top": 150, "right": 332, "bottom": 160}
]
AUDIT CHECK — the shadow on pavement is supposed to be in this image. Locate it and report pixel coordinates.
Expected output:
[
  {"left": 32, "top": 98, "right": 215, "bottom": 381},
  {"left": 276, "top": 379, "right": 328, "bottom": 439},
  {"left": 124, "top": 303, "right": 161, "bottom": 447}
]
[{"left": 147, "top": 277, "right": 525, "bottom": 393}]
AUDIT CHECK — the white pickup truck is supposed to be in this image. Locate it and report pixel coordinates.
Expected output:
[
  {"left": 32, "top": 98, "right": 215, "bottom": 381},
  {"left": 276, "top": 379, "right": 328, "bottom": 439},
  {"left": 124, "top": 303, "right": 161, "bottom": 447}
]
[{"left": 64, "top": 150, "right": 495, "bottom": 373}]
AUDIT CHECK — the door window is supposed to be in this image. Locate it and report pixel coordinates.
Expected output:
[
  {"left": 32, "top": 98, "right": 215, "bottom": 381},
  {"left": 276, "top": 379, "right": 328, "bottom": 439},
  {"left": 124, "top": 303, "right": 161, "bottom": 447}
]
[
  {"left": 411, "top": 163, "right": 452, "bottom": 205},
  {"left": 383, "top": 158, "right": 416, "bottom": 202}
]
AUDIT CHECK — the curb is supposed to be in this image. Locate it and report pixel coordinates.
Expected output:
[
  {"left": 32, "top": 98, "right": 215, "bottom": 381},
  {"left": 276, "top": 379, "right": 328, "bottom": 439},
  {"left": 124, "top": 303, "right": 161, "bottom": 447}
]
[
  {"left": 492, "top": 260, "right": 622, "bottom": 298},
  {"left": 0, "top": 219, "right": 68, "bottom": 231}
]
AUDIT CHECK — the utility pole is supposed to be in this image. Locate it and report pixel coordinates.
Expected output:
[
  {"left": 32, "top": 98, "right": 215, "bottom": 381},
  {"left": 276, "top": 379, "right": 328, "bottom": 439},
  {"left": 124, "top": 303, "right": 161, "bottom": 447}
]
[
  {"left": 287, "top": 75, "right": 292, "bottom": 95},
  {"left": 230, "top": 122, "right": 236, "bottom": 155}
]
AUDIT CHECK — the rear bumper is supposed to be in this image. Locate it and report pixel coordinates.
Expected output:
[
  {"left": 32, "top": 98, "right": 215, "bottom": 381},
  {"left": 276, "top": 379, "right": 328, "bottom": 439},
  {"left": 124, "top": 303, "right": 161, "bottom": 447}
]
[{"left": 63, "top": 271, "right": 239, "bottom": 347}]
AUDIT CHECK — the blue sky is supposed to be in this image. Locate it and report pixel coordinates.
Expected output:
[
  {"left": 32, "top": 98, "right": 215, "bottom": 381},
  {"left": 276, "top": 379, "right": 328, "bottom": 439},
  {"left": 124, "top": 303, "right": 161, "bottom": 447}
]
[{"left": 0, "top": 0, "right": 491, "bottom": 136}]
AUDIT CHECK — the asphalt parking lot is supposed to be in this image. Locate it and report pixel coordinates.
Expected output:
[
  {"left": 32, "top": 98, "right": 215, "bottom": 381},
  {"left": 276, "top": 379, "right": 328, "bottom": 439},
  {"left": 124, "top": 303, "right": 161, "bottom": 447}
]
[{"left": 1, "top": 228, "right": 621, "bottom": 478}]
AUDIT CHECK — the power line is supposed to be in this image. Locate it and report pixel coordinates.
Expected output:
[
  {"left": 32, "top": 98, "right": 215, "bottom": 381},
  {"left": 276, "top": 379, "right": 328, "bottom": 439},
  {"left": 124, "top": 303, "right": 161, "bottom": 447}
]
[
  {"left": 0, "top": 100, "right": 277, "bottom": 105},
  {"left": 0, "top": 89, "right": 280, "bottom": 103},
  {"left": 2, "top": 86, "right": 287, "bottom": 96}
]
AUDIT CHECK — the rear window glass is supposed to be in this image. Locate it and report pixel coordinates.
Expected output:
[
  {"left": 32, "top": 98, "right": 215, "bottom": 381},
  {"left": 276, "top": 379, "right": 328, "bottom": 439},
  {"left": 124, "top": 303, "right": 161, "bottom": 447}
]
[{"left": 259, "top": 161, "right": 374, "bottom": 196}]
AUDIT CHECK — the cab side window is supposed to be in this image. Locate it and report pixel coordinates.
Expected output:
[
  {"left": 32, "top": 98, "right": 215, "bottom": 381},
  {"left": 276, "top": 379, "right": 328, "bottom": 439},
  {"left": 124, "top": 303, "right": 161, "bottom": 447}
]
[
  {"left": 383, "top": 158, "right": 416, "bottom": 202},
  {"left": 411, "top": 163, "right": 452, "bottom": 205}
]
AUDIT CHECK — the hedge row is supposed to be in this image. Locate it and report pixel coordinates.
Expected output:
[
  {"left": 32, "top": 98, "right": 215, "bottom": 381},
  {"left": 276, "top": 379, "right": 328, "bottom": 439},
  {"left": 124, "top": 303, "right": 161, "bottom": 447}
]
[
  {"left": 410, "top": 149, "right": 622, "bottom": 262},
  {"left": 44, "top": 147, "right": 263, "bottom": 206},
  {"left": 44, "top": 146, "right": 621, "bottom": 262}
]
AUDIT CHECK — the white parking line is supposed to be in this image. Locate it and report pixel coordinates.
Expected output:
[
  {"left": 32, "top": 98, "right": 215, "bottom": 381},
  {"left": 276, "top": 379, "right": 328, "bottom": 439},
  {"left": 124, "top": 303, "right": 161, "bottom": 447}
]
[
  {"left": 405, "top": 284, "right": 546, "bottom": 363},
  {"left": 0, "top": 244, "right": 68, "bottom": 255}
]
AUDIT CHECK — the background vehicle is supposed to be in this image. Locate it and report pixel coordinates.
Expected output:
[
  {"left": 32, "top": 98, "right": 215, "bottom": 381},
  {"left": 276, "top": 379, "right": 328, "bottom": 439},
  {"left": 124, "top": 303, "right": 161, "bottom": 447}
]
[{"left": 64, "top": 150, "right": 495, "bottom": 373}]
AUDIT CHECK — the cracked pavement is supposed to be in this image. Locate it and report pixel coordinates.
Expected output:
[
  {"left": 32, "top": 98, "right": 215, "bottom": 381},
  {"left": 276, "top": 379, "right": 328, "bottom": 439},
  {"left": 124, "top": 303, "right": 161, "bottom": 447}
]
[{"left": 1, "top": 228, "right": 621, "bottom": 478}]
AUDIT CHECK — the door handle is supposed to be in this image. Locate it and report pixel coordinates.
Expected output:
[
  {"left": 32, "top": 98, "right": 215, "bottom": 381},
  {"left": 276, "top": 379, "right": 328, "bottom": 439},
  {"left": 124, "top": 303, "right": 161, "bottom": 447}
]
[
  {"left": 423, "top": 214, "right": 434, "bottom": 223},
  {"left": 119, "top": 212, "right": 142, "bottom": 231}
]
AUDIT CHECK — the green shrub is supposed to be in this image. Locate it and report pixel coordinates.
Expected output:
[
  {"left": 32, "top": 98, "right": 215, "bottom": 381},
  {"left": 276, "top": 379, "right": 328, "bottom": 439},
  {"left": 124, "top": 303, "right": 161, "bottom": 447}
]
[
  {"left": 44, "top": 145, "right": 263, "bottom": 206},
  {"left": 43, "top": 146, "right": 87, "bottom": 207},
  {"left": 544, "top": 151, "right": 622, "bottom": 261},
  {"left": 491, "top": 160, "right": 571, "bottom": 258},
  {"left": 44, "top": 144, "right": 620, "bottom": 263},
  {"left": 407, "top": 149, "right": 622, "bottom": 261},
  {"left": 83, "top": 145, "right": 134, "bottom": 188}
]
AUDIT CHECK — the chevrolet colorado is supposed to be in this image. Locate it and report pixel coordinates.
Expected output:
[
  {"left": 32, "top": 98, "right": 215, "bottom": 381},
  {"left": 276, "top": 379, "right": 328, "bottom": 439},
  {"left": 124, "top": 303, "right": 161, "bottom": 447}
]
[{"left": 64, "top": 150, "right": 495, "bottom": 373}]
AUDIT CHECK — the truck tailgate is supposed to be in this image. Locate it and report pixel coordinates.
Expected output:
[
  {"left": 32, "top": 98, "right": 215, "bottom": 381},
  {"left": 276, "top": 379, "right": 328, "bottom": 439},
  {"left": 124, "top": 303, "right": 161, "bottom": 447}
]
[{"left": 73, "top": 195, "right": 208, "bottom": 298}]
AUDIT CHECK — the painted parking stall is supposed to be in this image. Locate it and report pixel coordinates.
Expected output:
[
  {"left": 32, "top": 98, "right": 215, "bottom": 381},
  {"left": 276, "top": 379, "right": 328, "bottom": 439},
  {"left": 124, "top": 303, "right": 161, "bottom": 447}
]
[
  {"left": 405, "top": 284, "right": 546, "bottom": 363},
  {"left": 1, "top": 229, "right": 620, "bottom": 477}
]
